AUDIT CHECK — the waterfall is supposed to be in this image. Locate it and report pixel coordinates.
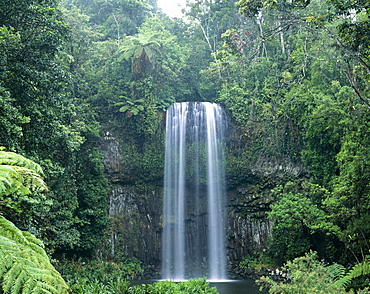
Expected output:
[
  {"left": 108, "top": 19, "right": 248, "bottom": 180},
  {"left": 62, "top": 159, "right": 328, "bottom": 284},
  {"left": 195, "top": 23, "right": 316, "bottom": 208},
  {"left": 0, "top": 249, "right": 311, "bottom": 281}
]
[{"left": 162, "top": 102, "right": 227, "bottom": 281}]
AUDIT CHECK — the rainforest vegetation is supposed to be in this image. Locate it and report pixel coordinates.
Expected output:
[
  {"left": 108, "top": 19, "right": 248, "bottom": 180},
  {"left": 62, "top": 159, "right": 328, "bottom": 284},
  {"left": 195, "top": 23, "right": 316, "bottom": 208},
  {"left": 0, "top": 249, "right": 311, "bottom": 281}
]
[{"left": 0, "top": 0, "right": 370, "bottom": 293}]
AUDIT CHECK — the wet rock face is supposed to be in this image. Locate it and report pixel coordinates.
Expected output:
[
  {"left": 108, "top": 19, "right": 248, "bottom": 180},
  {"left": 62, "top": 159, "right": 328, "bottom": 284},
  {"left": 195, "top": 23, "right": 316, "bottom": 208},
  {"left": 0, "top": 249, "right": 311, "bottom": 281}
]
[
  {"left": 100, "top": 132, "right": 127, "bottom": 182},
  {"left": 227, "top": 187, "right": 273, "bottom": 269},
  {"left": 100, "top": 132, "right": 162, "bottom": 266},
  {"left": 108, "top": 185, "right": 162, "bottom": 266},
  {"left": 225, "top": 155, "right": 306, "bottom": 270},
  {"left": 252, "top": 154, "right": 306, "bottom": 178},
  {"left": 100, "top": 128, "right": 305, "bottom": 273}
]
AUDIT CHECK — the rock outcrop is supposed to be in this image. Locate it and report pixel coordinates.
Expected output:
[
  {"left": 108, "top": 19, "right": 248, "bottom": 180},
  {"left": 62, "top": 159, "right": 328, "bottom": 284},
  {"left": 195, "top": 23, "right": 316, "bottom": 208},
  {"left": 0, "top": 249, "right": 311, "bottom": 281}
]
[{"left": 99, "top": 126, "right": 305, "bottom": 276}]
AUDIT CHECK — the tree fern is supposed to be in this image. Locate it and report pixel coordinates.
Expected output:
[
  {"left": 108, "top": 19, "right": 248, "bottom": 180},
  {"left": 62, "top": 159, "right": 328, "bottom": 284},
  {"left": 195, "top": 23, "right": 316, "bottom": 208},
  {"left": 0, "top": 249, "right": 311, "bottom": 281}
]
[
  {"left": 0, "top": 148, "right": 47, "bottom": 196},
  {"left": 0, "top": 149, "right": 43, "bottom": 173},
  {"left": 326, "top": 263, "right": 346, "bottom": 280},
  {"left": 0, "top": 149, "right": 68, "bottom": 293},
  {"left": 118, "top": 32, "right": 162, "bottom": 74},
  {"left": 0, "top": 148, "right": 48, "bottom": 216},
  {"left": 0, "top": 216, "right": 70, "bottom": 294}
]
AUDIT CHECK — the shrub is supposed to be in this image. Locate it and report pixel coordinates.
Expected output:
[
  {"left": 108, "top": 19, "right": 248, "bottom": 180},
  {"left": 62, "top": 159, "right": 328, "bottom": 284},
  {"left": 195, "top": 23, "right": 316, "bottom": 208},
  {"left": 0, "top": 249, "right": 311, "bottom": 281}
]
[
  {"left": 258, "top": 251, "right": 370, "bottom": 294},
  {"left": 130, "top": 278, "right": 218, "bottom": 294}
]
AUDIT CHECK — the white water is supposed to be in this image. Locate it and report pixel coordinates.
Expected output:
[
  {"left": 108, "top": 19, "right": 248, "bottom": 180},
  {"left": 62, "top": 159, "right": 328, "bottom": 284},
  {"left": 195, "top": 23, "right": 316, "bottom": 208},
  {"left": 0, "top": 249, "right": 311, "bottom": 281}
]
[{"left": 162, "top": 102, "right": 227, "bottom": 280}]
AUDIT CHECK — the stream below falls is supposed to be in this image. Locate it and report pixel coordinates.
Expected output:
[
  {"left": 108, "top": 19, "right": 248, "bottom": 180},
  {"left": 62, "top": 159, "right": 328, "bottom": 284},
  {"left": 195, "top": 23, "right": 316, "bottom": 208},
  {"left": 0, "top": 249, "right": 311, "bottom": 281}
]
[{"left": 130, "top": 279, "right": 267, "bottom": 294}]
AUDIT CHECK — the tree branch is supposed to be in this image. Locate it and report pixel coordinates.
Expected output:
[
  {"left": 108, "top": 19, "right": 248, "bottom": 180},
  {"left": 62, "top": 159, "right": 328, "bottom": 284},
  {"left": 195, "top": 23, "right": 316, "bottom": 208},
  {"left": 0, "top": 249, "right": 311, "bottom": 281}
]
[{"left": 321, "top": 25, "right": 370, "bottom": 75}]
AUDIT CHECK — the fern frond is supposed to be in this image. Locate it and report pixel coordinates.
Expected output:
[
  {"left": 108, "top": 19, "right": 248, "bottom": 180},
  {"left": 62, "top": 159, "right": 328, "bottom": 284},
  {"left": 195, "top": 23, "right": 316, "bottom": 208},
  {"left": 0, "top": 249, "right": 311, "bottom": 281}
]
[
  {"left": 349, "top": 260, "right": 370, "bottom": 279},
  {"left": 0, "top": 216, "right": 70, "bottom": 294},
  {"left": 22, "top": 230, "right": 45, "bottom": 247},
  {"left": 32, "top": 284, "right": 53, "bottom": 294},
  {"left": 14, "top": 166, "right": 47, "bottom": 192},
  {"left": 11, "top": 269, "right": 27, "bottom": 294},
  {"left": 325, "top": 263, "right": 352, "bottom": 288},
  {"left": 328, "top": 259, "right": 370, "bottom": 289},
  {"left": 0, "top": 165, "right": 16, "bottom": 194},
  {"left": 3, "top": 261, "right": 23, "bottom": 292},
  {"left": 334, "top": 275, "right": 353, "bottom": 289},
  {"left": 0, "top": 215, "right": 31, "bottom": 240},
  {"left": 35, "top": 281, "right": 60, "bottom": 293},
  {"left": 326, "top": 263, "right": 346, "bottom": 280},
  {"left": 0, "top": 149, "right": 47, "bottom": 196},
  {"left": 0, "top": 150, "right": 43, "bottom": 174},
  {"left": 0, "top": 253, "right": 14, "bottom": 278},
  {"left": 22, "top": 231, "right": 48, "bottom": 261},
  {"left": 22, "top": 278, "right": 37, "bottom": 294}
]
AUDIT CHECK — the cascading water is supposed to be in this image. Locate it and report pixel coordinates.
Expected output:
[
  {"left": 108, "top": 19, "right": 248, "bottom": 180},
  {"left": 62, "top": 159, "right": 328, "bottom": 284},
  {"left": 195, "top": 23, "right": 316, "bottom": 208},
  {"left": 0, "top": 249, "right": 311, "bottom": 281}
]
[{"left": 162, "top": 102, "right": 227, "bottom": 281}]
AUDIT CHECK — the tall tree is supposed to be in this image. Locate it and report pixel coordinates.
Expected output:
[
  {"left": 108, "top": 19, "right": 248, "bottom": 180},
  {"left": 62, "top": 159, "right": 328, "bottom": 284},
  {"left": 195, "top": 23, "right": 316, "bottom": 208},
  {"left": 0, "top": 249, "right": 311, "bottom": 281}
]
[
  {"left": 235, "top": 0, "right": 370, "bottom": 107},
  {"left": 0, "top": 0, "right": 109, "bottom": 255},
  {"left": 119, "top": 32, "right": 162, "bottom": 77},
  {"left": 62, "top": 0, "right": 153, "bottom": 39},
  {"left": 227, "top": 0, "right": 370, "bottom": 265}
]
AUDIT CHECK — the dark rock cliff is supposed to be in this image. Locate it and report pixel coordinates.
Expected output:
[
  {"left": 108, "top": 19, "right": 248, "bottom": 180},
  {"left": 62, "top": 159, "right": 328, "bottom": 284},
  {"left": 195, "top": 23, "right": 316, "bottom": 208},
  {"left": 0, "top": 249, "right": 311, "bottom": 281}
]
[{"left": 99, "top": 125, "right": 306, "bottom": 276}]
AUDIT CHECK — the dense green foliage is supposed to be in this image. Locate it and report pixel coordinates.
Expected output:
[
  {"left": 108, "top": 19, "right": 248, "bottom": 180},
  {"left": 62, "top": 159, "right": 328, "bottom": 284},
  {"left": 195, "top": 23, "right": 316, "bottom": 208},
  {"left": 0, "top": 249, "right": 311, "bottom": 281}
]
[
  {"left": 267, "top": 182, "right": 339, "bottom": 263},
  {"left": 1, "top": 0, "right": 370, "bottom": 291},
  {"left": 0, "top": 150, "right": 69, "bottom": 294},
  {"left": 57, "top": 259, "right": 217, "bottom": 294},
  {"left": 258, "top": 251, "right": 370, "bottom": 293},
  {"left": 221, "top": 0, "right": 370, "bottom": 270},
  {"left": 129, "top": 278, "right": 218, "bottom": 294},
  {"left": 57, "top": 258, "right": 143, "bottom": 282},
  {"left": 0, "top": 0, "right": 109, "bottom": 256}
]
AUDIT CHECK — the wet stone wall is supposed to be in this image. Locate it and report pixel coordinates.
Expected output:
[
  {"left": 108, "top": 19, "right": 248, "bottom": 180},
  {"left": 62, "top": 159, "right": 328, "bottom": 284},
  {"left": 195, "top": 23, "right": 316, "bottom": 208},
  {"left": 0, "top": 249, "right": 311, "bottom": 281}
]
[{"left": 99, "top": 129, "right": 304, "bottom": 276}]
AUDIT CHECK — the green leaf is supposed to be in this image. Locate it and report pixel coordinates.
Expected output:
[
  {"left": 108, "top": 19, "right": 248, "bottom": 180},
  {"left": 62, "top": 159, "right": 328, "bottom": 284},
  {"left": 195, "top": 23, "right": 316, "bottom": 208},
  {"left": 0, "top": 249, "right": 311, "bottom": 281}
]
[
  {"left": 131, "top": 108, "right": 140, "bottom": 115},
  {"left": 0, "top": 216, "right": 69, "bottom": 294},
  {"left": 119, "top": 105, "right": 131, "bottom": 112},
  {"left": 0, "top": 149, "right": 47, "bottom": 196}
]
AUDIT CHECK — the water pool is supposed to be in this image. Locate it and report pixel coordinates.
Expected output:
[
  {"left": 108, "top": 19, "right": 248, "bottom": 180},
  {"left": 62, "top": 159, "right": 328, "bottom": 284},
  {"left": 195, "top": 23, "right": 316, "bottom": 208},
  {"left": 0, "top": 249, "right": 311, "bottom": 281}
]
[{"left": 130, "top": 279, "right": 267, "bottom": 294}]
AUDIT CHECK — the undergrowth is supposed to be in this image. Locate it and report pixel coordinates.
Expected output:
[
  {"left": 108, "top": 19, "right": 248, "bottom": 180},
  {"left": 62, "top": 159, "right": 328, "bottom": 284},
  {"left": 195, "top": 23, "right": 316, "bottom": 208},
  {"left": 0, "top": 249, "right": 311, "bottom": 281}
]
[{"left": 56, "top": 259, "right": 218, "bottom": 293}]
